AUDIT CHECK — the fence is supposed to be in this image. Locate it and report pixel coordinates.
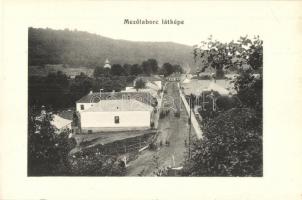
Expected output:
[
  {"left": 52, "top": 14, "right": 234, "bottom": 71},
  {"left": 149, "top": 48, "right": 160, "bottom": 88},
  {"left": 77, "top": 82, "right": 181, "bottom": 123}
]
[{"left": 178, "top": 83, "right": 203, "bottom": 139}]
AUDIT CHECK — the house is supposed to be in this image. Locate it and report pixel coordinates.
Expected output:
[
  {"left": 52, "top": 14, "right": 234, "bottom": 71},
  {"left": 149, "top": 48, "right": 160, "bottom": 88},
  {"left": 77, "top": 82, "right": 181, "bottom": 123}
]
[
  {"left": 133, "top": 76, "right": 162, "bottom": 90},
  {"left": 166, "top": 72, "right": 181, "bottom": 81},
  {"left": 34, "top": 107, "right": 72, "bottom": 135},
  {"left": 50, "top": 114, "right": 72, "bottom": 134},
  {"left": 79, "top": 99, "right": 154, "bottom": 133},
  {"left": 203, "top": 81, "right": 230, "bottom": 96}
]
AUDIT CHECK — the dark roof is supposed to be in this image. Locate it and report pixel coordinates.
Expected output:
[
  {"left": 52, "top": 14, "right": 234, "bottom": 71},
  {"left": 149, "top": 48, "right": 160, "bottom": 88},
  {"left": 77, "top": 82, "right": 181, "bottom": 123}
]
[
  {"left": 76, "top": 91, "right": 153, "bottom": 105},
  {"left": 83, "top": 99, "right": 153, "bottom": 112}
]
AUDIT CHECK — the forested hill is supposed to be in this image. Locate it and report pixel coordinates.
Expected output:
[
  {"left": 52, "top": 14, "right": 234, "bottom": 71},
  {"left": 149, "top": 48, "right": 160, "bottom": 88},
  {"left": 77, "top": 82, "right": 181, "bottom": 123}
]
[{"left": 28, "top": 27, "right": 194, "bottom": 70}]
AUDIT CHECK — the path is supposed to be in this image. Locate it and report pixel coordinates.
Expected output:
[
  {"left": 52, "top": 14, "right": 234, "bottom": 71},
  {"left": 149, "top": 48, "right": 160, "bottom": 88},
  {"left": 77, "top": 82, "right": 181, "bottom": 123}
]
[{"left": 126, "top": 82, "right": 195, "bottom": 176}]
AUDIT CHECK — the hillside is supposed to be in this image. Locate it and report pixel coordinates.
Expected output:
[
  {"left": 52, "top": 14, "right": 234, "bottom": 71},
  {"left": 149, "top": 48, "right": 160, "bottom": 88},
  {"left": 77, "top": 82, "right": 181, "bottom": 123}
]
[{"left": 28, "top": 27, "right": 196, "bottom": 72}]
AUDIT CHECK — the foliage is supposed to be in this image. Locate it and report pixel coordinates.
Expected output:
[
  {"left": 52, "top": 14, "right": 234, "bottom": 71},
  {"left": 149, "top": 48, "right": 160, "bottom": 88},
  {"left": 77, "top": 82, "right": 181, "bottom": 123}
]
[
  {"left": 29, "top": 72, "right": 134, "bottom": 109},
  {"left": 160, "top": 62, "right": 183, "bottom": 77},
  {"left": 141, "top": 59, "right": 159, "bottom": 75},
  {"left": 28, "top": 109, "right": 73, "bottom": 176},
  {"left": 234, "top": 70, "right": 262, "bottom": 112},
  {"left": 93, "top": 66, "right": 110, "bottom": 77},
  {"left": 130, "top": 64, "right": 143, "bottom": 76},
  {"left": 197, "top": 91, "right": 242, "bottom": 122},
  {"left": 182, "top": 108, "right": 262, "bottom": 176},
  {"left": 134, "top": 78, "right": 146, "bottom": 90},
  {"left": 110, "top": 64, "right": 126, "bottom": 76},
  {"left": 68, "top": 154, "right": 126, "bottom": 176},
  {"left": 193, "top": 35, "right": 263, "bottom": 78}
]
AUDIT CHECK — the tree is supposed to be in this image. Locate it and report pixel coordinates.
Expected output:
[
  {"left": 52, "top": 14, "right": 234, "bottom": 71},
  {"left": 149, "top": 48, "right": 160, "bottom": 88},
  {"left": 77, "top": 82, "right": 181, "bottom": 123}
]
[
  {"left": 172, "top": 64, "right": 183, "bottom": 74},
  {"left": 110, "top": 64, "right": 125, "bottom": 76},
  {"left": 193, "top": 35, "right": 263, "bottom": 79},
  {"left": 161, "top": 62, "right": 174, "bottom": 77},
  {"left": 134, "top": 78, "right": 146, "bottom": 91},
  {"left": 123, "top": 64, "right": 132, "bottom": 76},
  {"left": 130, "top": 64, "right": 143, "bottom": 76},
  {"left": 182, "top": 108, "right": 262, "bottom": 176},
  {"left": 141, "top": 59, "right": 159, "bottom": 75},
  {"left": 234, "top": 70, "right": 262, "bottom": 112},
  {"left": 159, "top": 63, "right": 183, "bottom": 77},
  {"left": 28, "top": 110, "right": 72, "bottom": 176},
  {"left": 93, "top": 66, "right": 107, "bottom": 77}
]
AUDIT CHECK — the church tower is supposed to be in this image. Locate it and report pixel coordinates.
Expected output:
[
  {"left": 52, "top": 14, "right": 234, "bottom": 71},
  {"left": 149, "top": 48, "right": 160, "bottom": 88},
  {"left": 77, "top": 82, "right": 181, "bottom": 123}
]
[{"left": 104, "top": 58, "right": 111, "bottom": 69}]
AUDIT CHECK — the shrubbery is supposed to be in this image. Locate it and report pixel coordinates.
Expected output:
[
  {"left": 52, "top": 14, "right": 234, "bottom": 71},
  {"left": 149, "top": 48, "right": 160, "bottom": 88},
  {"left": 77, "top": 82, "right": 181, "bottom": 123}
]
[{"left": 182, "top": 108, "right": 262, "bottom": 176}]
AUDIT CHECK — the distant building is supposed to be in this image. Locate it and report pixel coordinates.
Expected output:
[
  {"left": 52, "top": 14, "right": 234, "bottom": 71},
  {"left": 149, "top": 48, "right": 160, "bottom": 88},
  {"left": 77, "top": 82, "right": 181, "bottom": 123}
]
[
  {"left": 133, "top": 76, "right": 162, "bottom": 90},
  {"left": 203, "top": 81, "right": 230, "bottom": 96},
  {"left": 104, "top": 58, "right": 111, "bottom": 69},
  {"left": 166, "top": 72, "right": 181, "bottom": 81}
]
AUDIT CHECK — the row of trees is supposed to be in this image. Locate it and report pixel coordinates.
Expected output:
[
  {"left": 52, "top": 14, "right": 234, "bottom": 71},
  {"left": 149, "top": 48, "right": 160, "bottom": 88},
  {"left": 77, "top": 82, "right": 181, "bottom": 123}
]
[
  {"left": 182, "top": 36, "right": 263, "bottom": 176},
  {"left": 94, "top": 59, "right": 183, "bottom": 77},
  {"left": 29, "top": 71, "right": 136, "bottom": 110}
]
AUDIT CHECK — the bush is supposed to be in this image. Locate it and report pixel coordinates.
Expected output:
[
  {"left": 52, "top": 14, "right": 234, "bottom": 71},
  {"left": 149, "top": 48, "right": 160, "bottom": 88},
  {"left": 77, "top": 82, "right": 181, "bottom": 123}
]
[{"left": 182, "top": 108, "right": 262, "bottom": 177}]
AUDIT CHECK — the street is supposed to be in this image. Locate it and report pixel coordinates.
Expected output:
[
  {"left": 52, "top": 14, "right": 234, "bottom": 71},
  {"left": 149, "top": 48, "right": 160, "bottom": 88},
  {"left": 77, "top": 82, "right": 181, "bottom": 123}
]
[{"left": 126, "top": 82, "right": 195, "bottom": 176}]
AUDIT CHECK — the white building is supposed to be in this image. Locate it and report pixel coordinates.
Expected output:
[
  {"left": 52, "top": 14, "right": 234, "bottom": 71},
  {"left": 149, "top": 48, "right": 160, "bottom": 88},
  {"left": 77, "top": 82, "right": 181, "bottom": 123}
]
[
  {"left": 104, "top": 58, "right": 111, "bottom": 69},
  {"left": 50, "top": 114, "right": 72, "bottom": 134},
  {"left": 133, "top": 76, "right": 162, "bottom": 90},
  {"left": 79, "top": 99, "right": 153, "bottom": 133}
]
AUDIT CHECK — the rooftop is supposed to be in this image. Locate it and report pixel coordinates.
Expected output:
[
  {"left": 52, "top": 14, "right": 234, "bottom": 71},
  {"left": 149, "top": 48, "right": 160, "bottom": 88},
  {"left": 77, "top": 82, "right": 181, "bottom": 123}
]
[
  {"left": 50, "top": 114, "right": 72, "bottom": 130},
  {"left": 76, "top": 91, "right": 153, "bottom": 104},
  {"left": 182, "top": 79, "right": 234, "bottom": 96},
  {"left": 82, "top": 99, "right": 153, "bottom": 112},
  {"left": 135, "top": 75, "right": 162, "bottom": 82}
]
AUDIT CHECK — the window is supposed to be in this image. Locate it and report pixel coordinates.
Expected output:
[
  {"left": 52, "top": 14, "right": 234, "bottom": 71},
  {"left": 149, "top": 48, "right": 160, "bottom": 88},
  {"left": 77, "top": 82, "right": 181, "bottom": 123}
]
[
  {"left": 80, "top": 105, "right": 84, "bottom": 110},
  {"left": 114, "top": 116, "right": 120, "bottom": 124},
  {"left": 88, "top": 130, "right": 93, "bottom": 134}
]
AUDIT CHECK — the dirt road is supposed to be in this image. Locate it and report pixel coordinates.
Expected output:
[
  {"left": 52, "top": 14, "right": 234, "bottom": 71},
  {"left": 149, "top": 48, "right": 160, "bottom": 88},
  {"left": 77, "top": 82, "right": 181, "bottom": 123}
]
[{"left": 126, "top": 82, "right": 195, "bottom": 176}]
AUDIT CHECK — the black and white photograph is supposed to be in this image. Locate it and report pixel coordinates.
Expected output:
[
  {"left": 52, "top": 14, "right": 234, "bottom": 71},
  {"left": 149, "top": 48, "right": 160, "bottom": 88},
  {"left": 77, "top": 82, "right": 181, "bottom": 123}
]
[
  {"left": 28, "top": 27, "right": 263, "bottom": 176},
  {"left": 1, "top": 1, "right": 302, "bottom": 199}
]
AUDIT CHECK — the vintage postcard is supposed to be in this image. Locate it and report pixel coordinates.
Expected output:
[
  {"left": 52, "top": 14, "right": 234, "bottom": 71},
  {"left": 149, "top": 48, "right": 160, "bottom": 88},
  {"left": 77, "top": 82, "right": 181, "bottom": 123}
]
[{"left": 1, "top": 1, "right": 301, "bottom": 199}]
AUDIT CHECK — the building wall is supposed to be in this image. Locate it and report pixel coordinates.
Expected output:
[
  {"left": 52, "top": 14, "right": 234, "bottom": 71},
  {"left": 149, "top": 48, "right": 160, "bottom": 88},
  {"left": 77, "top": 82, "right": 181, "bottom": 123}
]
[
  {"left": 76, "top": 103, "right": 97, "bottom": 113},
  {"left": 154, "top": 81, "right": 162, "bottom": 90},
  {"left": 80, "top": 111, "right": 151, "bottom": 130}
]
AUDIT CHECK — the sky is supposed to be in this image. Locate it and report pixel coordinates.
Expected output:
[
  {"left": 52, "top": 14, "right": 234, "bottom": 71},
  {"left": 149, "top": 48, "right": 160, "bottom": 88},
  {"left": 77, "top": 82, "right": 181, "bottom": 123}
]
[{"left": 17, "top": 1, "right": 272, "bottom": 46}]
